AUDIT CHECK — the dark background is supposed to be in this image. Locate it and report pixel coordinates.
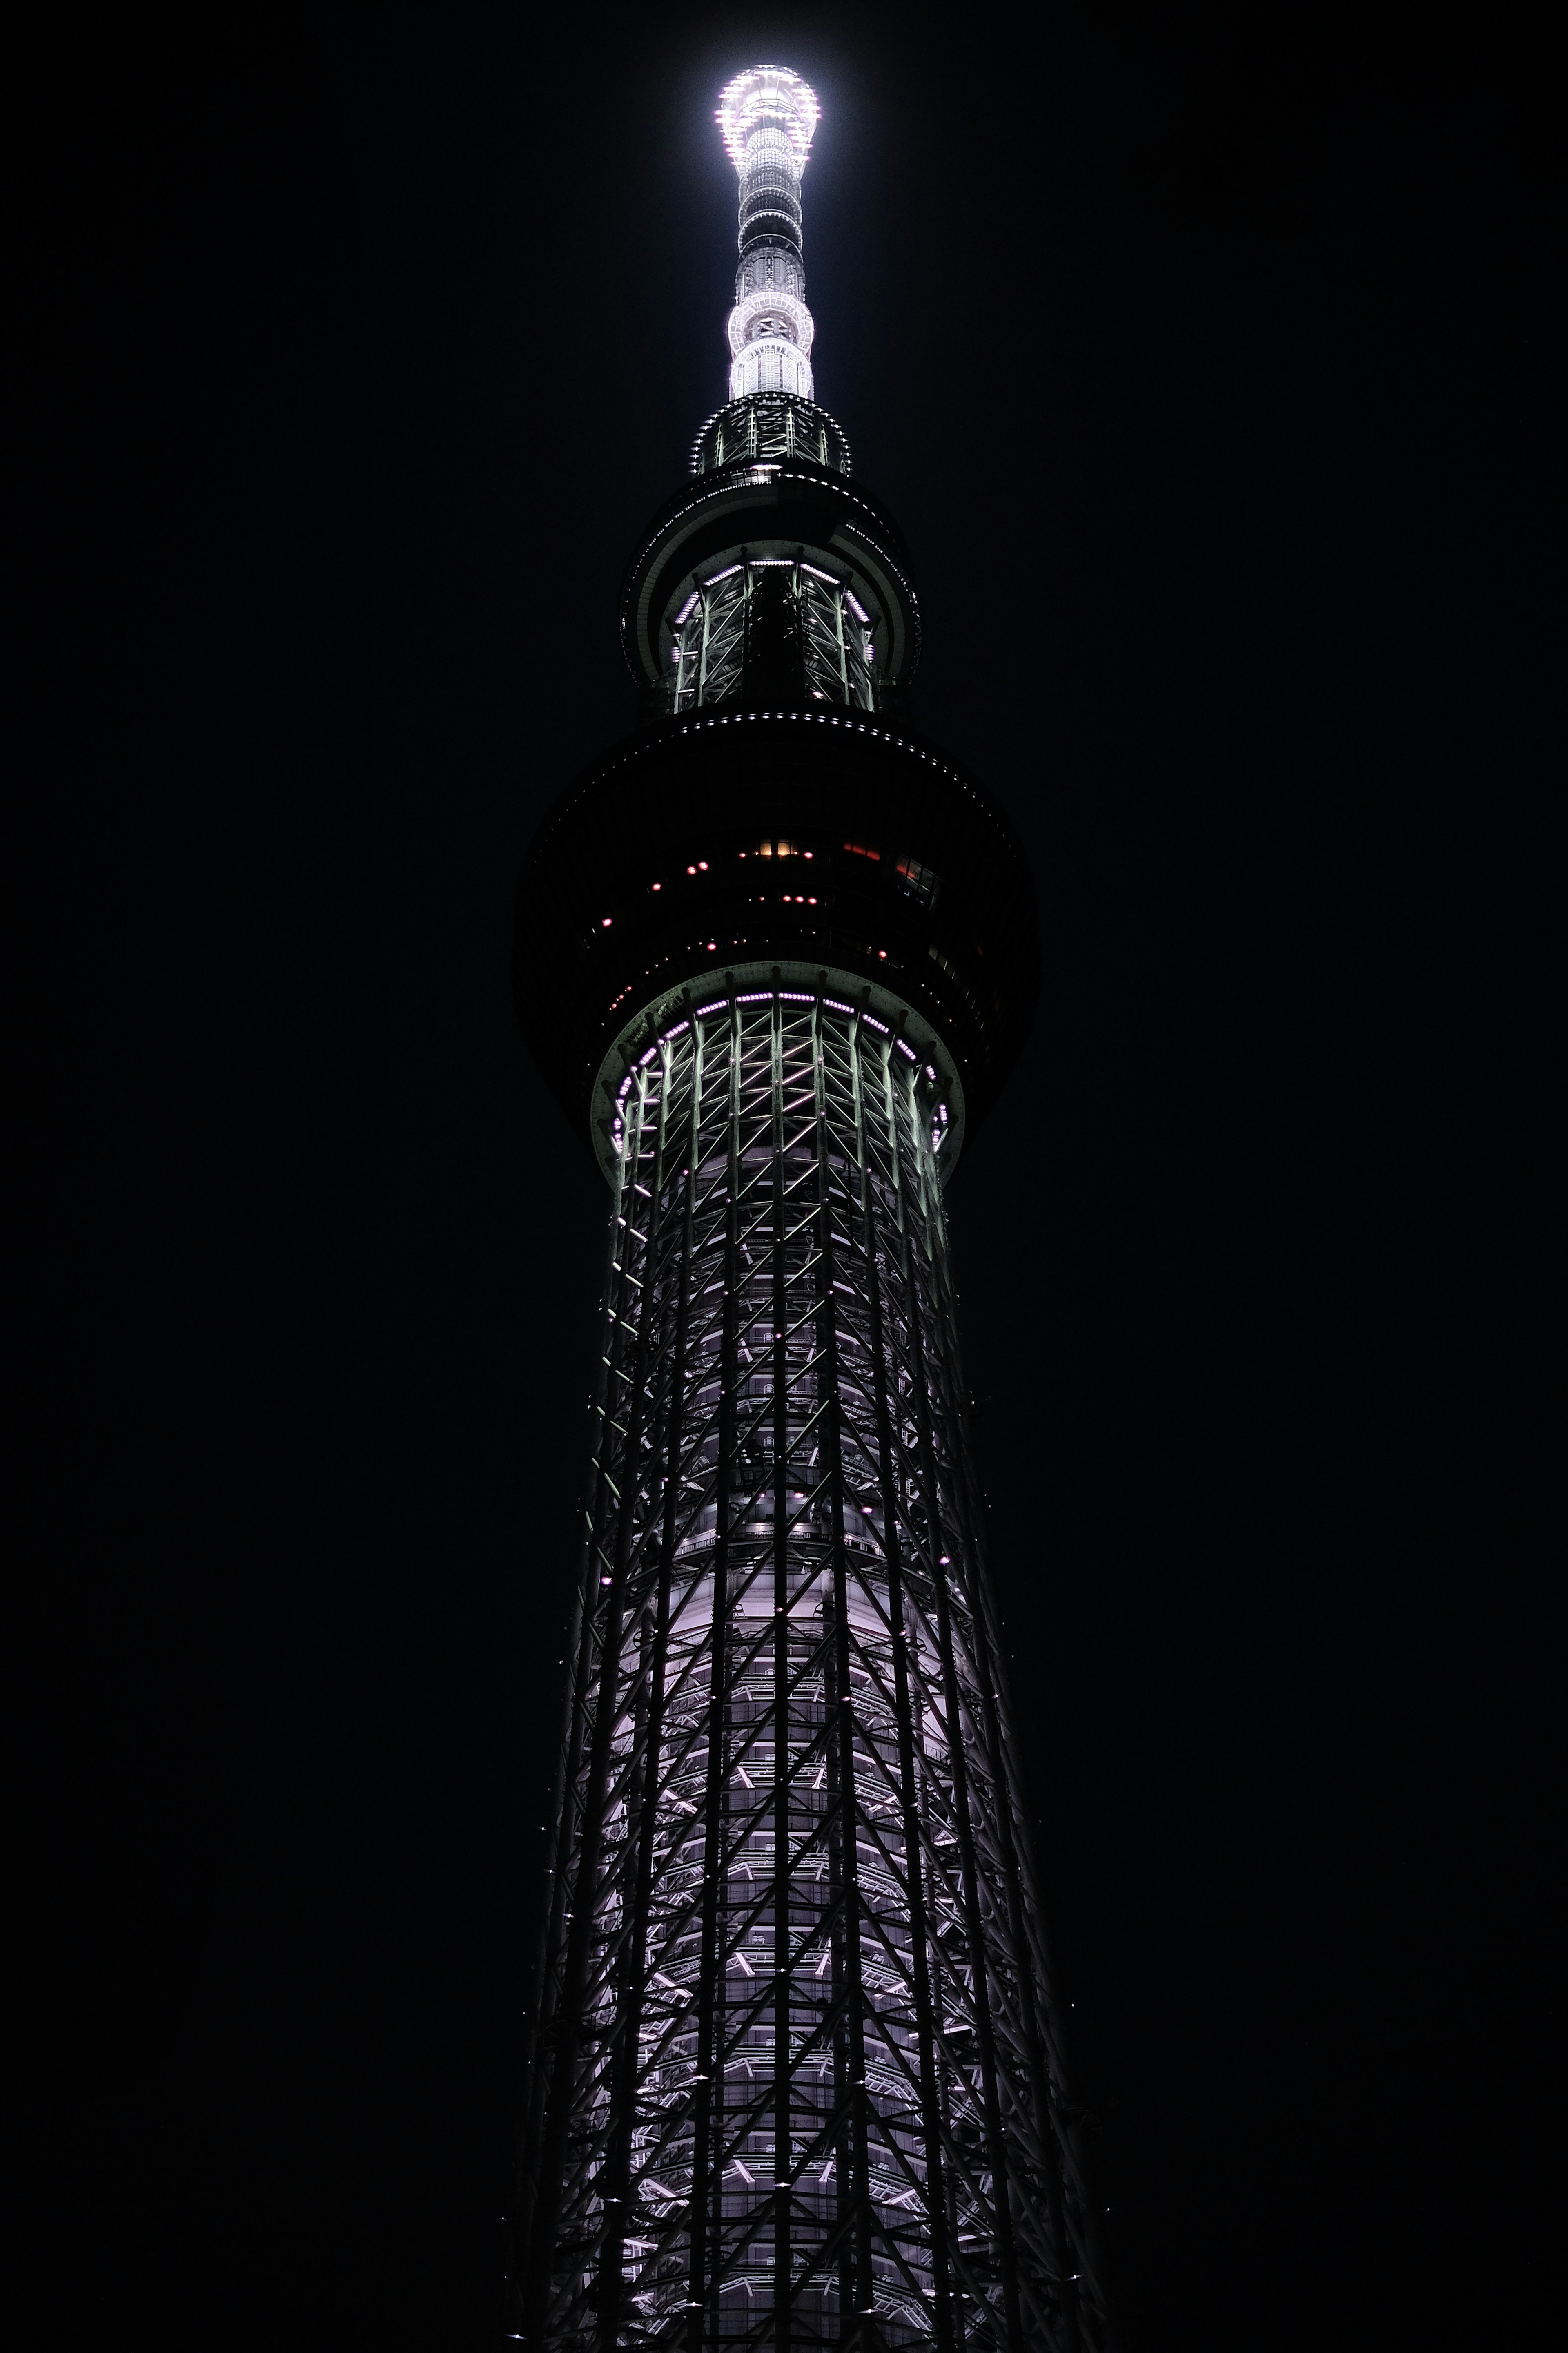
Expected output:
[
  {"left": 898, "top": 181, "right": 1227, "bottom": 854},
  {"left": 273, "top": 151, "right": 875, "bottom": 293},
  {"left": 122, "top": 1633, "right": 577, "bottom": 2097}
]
[{"left": 18, "top": 3, "right": 1555, "bottom": 2347}]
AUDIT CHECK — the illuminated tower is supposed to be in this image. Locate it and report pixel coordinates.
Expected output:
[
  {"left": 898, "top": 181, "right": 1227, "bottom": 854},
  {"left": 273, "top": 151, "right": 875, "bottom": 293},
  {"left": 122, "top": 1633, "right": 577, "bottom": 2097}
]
[{"left": 503, "top": 65, "right": 1109, "bottom": 2353}]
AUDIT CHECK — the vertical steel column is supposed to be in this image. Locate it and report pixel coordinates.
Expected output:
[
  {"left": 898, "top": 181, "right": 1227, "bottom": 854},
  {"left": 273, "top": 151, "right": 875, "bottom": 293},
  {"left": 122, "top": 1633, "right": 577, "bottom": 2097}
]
[
  {"left": 895, "top": 1118, "right": 1027, "bottom": 2353},
  {"left": 861, "top": 1032, "right": 957, "bottom": 2353},
  {"left": 598, "top": 1058, "right": 675, "bottom": 2353},
  {"left": 648, "top": 1063, "right": 699, "bottom": 2322},
  {"left": 771, "top": 998, "right": 793, "bottom": 2352},
  {"left": 688, "top": 1005, "right": 742, "bottom": 2341},
  {"left": 523, "top": 1131, "right": 645, "bottom": 2350},
  {"left": 697, "top": 583, "right": 712, "bottom": 703},
  {"left": 816, "top": 1005, "right": 876, "bottom": 2345},
  {"left": 944, "top": 1383, "right": 1077, "bottom": 2340}
]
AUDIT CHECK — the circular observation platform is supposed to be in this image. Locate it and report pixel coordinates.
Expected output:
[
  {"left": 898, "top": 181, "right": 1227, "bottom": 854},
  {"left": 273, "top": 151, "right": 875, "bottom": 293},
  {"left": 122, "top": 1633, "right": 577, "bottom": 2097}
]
[
  {"left": 514, "top": 708, "right": 1038, "bottom": 1180},
  {"left": 621, "top": 433, "right": 921, "bottom": 698},
  {"left": 689, "top": 395, "right": 849, "bottom": 480}
]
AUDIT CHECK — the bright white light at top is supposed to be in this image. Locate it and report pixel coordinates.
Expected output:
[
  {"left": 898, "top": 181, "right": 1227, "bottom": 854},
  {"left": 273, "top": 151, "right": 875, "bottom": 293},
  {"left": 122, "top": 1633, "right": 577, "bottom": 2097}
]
[{"left": 717, "top": 65, "right": 820, "bottom": 170}]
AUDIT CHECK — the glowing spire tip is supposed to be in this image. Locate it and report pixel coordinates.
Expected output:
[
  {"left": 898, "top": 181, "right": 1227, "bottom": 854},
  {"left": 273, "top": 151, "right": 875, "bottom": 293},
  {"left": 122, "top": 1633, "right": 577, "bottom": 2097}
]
[{"left": 716, "top": 64, "right": 820, "bottom": 170}]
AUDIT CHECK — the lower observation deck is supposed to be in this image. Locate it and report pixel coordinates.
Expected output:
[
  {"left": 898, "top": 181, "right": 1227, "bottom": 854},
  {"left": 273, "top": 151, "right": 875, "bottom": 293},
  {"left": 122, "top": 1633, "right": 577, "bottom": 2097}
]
[{"left": 514, "top": 709, "right": 1038, "bottom": 1176}]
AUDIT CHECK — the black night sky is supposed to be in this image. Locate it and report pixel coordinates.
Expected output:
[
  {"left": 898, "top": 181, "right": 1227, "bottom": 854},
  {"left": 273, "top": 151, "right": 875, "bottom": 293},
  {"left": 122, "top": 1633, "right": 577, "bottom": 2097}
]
[{"left": 20, "top": 6, "right": 1552, "bottom": 2349}]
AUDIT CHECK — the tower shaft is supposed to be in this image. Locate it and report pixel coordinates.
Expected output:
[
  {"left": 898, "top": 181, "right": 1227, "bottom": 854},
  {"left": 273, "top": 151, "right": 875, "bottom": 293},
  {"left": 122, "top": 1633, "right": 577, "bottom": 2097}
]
[
  {"left": 512, "top": 997, "right": 1105, "bottom": 2351},
  {"left": 506, "top": 60, "right": 1110, "bottom": 2353}
]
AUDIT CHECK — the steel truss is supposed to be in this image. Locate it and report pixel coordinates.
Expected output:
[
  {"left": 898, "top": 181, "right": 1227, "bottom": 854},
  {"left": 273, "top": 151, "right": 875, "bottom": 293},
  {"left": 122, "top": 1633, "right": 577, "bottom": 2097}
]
[
  {"left": 514, "top": 992, "right": 1106, "bottom": 2353},
  {"left": 673, "top": 562, "right": 875, "bottom": 716},
  {"left": 690, "top": 395, "right": 851, "bottom": 481}
]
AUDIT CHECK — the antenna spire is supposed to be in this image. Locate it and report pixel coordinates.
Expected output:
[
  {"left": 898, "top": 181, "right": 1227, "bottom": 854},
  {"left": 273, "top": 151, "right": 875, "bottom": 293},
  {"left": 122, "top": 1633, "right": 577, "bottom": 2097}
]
[{"left": 717, "top": 64, "right": 820, "bottom": 401}]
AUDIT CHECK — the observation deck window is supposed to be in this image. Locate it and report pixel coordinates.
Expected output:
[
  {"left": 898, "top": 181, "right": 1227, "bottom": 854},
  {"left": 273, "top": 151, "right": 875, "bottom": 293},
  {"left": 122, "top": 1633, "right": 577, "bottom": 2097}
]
[{"left": 669, "top": 557, "right": 877, "bottom": 716}]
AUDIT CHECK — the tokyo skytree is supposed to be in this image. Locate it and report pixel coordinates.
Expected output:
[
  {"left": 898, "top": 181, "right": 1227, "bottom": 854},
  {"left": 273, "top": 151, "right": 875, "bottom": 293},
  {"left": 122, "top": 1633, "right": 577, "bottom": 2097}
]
[{"left": 502, "top": 63, "right": 1110, "bottom": 2353}]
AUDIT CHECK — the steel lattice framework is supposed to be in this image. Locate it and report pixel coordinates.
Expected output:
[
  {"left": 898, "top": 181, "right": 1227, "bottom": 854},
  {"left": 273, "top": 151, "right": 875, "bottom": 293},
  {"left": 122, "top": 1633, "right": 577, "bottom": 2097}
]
[
  {"left": 504, "top": 56, "right": 1110, "bottom": 2353},
  {"left": 512, "top": 995, "right": 1107, "bottom": 2353}
]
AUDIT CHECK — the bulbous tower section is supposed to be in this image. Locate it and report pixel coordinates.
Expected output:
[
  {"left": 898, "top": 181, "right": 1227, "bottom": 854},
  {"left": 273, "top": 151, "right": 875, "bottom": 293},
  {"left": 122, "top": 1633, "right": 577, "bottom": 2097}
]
[{"left": 503, "top": 65, "right": 1110, "bottom": 2353}]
